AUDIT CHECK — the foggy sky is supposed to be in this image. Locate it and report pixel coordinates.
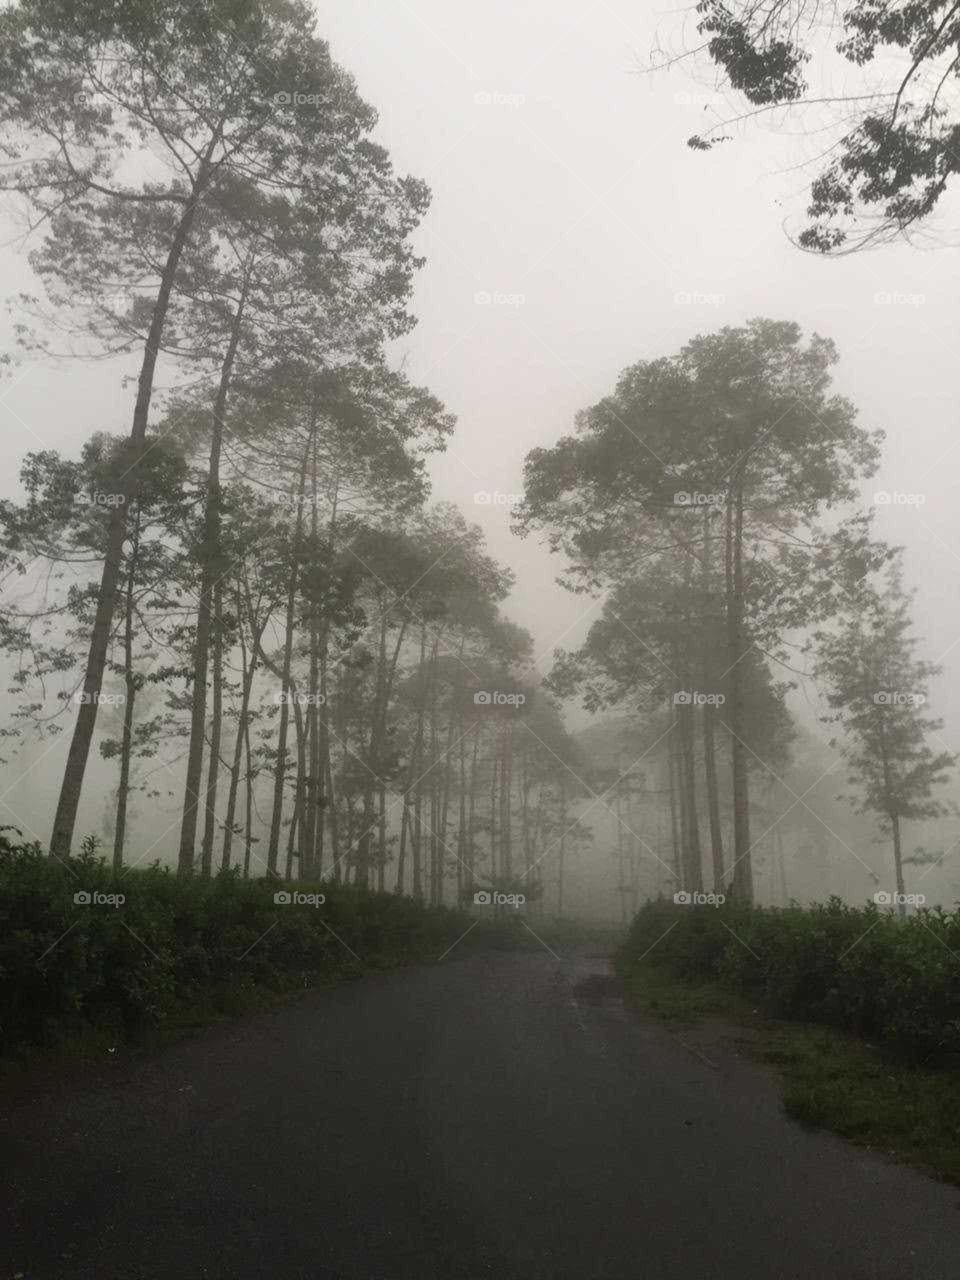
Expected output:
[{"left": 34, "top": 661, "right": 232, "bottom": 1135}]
[{"left": 1, "top": 1, "right": 959, "bottom": 817}]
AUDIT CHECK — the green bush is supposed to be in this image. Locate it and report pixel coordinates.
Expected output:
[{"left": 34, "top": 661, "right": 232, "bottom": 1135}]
[
  {"left": 0, "top": 829, "right": 479, "bottom": 1055},
  {"left": 623, "top": 896, "right": 960, "bottom": 1065}
]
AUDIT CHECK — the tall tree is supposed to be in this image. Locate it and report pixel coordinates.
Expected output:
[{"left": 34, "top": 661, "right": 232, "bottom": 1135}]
[
  {"left": 0, "top": 0, "right": 429, "bottom": 857},
  {"left": 816, "top": 558, "right": 955, "bottom": 917},
  {"left": 518, "top": 319, "right": 881, "bottom": 900}
]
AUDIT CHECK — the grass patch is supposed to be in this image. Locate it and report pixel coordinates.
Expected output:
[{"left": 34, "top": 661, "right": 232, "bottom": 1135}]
[{"left": 618, "top": 954, "right": 960, "bottom": 1186}]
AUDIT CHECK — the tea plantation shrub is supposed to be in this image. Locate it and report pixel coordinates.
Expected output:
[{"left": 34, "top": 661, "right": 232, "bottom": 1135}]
[
  {"left": 623, "top": 896, "right": 960, "bottom": 1064},
  {"left": 0, "top": 830, "right": 477, "bottom": 1053}
]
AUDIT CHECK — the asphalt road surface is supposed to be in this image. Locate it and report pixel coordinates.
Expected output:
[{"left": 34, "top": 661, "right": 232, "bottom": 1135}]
[{"left": 3, "top": 948, "right": 959, "bottom": 1279}]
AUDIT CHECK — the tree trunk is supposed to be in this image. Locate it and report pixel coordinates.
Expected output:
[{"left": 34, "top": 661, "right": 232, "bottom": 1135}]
[
  {"left": 679, "top": 699, "right": 704, "bottom": 893},
  {"left": 701, "top": 507, "right": 725, "bottom": 892},
  {"left": 667, "top": 737, "right": 682, "bottom": 891},
  {"left": 199, "top": 580, "right": 224, "bottom": 877},
  {"left": 702, "top": 703, "right": 725, "bottom": 893},
  {"left": 242, "top": 709, "right": 255, "bottom": 879},
  {"left": 557, "top": 775, "right": 567, "bottom": 917},
  {"left": 51, "top": 157, "right": 214, "bottom": 859},
  {"left": 112, "top": 505, "right": 141, "bottom": 871},
  {"left": 725, "top": 475, "right": 753, "bottom": 902},
  {"left": 221, "top": 581, "right": 265, "bottom": 872},
  {"left": 178, "top": 268, "right": 249, "bottom": 874},
  {"left": 265, "top": 440, "right": 311, "bottom": 874}
]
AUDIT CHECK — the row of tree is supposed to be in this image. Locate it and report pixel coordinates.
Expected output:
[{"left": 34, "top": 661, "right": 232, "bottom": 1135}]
[{"left": 517, "top": 319, "right": 954, "bottom": 909}]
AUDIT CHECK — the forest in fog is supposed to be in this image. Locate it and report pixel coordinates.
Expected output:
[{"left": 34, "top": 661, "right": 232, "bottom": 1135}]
[{"left": 0, "top": 0, "right": 958, "bottom": 928}]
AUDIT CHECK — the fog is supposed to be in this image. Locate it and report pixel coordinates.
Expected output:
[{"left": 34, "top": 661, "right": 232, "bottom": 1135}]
[{"left": 1, "top": 0, "right": 959, "bottom": 919}]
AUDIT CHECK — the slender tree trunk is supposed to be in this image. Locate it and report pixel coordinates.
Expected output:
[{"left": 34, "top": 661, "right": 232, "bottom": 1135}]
[
  {"left": 290, "top": 699, "right": 307, "bottom": 881},
  {"left": 177, "top": 261, "right": 249, "bottom": 874},
  {"left": 221, "top": 584, "right": 264, "bottom": 872},
  {"left": 456, "top": 715, "right": 468, "bottom": 904},
  {"left": 489, "top": 738, "right": 498, "bottom": 884},
  {"left": 725, "top": 475, "right": 753, "bottom": 901},
  {"left": 557, "top": 775, "right": 567, "bottom": 917},
  {"left": 703, "top": 704, "right": 724, "bottom": 892},
  {"left": 500, "top": 723, "right": 513, "bottom": 880},
  {"left": 112, "top": 505, "right": 141, "bottom": 871},
  {"left": 878, "top": 714, "right": 907, "bottom": 921},
  {"left": 427, "top": 639, "right": 440, "bottom": 904},
  {"left": 679, "top": 701, "right": 704, "bottom": 892},
  {"left": 199, "top": 581, "right": 224, "bottom": 877},
  {"left": 615, "top": 778, "right": 627, "bottom": 924},
  {"left": 325, "top": 746, "right": 340, "bottom": 881},
  {"left": 436, "top": 677, "right": 457, "bottom": 905},
  {"left": 397, "top": 800, "right": 409, "bottom": 895},
  {"left": 265, "top": 441, "right": 311, "bottom": 874},
  {"left": 701, "top": 507, "right": 725, "bottom": 891},
  {"left": 667, "top": 739, "right": 682, "bottom": 891},
  {"left": 51, "top": 155, "right": 216, "bottom": 859},
  {"left": 377, "top": 786, "right": 387, "bottom": 892},
  {"left": 285, "top": 784, "right": 302, "bottom": 882},
  {"left": 302, "top": 410, "right": 324, "bottom": 880},
  {"left": 243, "top": 711, "right": 255, "bottom": 879},
  {"left": 467, "top": 724, "right": 480, "bottom": 890}
]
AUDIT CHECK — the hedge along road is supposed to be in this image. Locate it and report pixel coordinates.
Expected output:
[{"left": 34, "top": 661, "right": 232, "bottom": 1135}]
[{"left": 2, "top": 948, "right": 958, "bottom": 1279}]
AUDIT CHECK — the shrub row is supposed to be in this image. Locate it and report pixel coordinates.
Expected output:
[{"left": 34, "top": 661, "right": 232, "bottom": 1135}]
[
  {"left": 622, "top": 897, "right": 960, "bottom": 1065},
  {"left": 0, "top": 830, "right": 485, "bottom": 1054}
]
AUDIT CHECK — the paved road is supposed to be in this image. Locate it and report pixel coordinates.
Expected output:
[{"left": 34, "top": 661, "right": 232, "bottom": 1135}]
[{"left": 3, "top": 948, "right": 958, "bottom": 1279}]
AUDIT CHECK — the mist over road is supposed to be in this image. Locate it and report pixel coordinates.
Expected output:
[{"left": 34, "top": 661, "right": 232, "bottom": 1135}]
[{"left": 3, "top": 949, "right": 957, "bottom": 1279}]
